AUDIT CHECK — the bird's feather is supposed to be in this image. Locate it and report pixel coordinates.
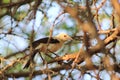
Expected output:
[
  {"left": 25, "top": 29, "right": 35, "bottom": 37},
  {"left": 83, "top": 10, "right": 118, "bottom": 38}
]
[{"left": 32, "top": 37, "right": 60, "bottom": 48}]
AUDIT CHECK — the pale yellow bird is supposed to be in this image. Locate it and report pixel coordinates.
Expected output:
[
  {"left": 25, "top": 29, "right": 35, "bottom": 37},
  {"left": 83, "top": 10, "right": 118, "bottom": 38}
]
[{"left": 24, "top": 33, "right": 73, "bottom": 68}]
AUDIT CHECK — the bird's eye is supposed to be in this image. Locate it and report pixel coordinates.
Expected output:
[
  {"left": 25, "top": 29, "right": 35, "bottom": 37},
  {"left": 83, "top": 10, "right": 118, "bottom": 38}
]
[{"left": 64, "top": 35, "right": 67, "bottom": 37}]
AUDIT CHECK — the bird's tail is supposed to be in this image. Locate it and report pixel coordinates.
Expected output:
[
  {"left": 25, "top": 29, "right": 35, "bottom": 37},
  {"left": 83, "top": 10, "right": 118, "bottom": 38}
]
[
  {"left": 23, "top": 50, "right": 38, "bottom": 69},
  {"left": 23, "top": 59, "right": 31, "bottom": 68}
]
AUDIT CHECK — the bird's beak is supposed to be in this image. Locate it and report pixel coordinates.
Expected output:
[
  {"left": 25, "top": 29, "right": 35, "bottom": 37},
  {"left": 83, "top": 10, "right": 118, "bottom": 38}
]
[
  {"left": 69, "top": 36, "right": 73, "bottom": 41},
  {"left": 65, "top": 36, "right": 73, "bottom": 44}
]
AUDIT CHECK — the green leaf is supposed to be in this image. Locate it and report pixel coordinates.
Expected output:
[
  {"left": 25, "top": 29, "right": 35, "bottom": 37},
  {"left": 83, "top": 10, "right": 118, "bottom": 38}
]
[{"left": 2, "top": 0, "right": 10, "bottom": 3}]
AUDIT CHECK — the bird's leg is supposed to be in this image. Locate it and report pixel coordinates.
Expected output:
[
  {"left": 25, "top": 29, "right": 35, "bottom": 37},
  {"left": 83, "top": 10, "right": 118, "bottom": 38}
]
[
  {"left": 47, "top": 49, "right": 59, "bottom": 57},
  {"left": 38, "top": 51, "right": 53, "bottom": 65},
  {"left": 38, "top": 52, "right": 46, "bottom": 65}
]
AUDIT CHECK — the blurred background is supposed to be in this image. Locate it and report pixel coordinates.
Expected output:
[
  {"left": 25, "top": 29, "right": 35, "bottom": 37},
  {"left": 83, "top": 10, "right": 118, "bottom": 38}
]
[{"left": 0, "top": 0, "right": 120, "bottom": 80}]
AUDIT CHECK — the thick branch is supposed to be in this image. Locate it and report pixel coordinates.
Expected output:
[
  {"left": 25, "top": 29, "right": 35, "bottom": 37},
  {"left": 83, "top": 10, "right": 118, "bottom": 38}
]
[{"left": 0, "top": 64, "right": 71, "bottom": 79}]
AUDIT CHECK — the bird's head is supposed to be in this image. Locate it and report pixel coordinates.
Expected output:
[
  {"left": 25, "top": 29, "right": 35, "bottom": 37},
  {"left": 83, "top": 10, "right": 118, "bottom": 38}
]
[{"left": 55, "top": 33, "right": 73, "bottom": 42}]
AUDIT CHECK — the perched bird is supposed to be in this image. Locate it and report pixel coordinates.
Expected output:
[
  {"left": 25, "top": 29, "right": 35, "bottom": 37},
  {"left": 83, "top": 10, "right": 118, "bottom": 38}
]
[{"left": 24, "top": 33, "right": 73, "bottom": 68}]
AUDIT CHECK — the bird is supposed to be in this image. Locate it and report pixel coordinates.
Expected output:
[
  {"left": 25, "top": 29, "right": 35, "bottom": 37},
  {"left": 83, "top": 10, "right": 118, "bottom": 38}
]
[{"left": 23, "top": 33, "right": 73, "bottom": 68}]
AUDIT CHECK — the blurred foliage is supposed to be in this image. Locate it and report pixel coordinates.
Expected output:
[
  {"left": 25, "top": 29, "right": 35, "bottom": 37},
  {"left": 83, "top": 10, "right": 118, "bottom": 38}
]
[
  {"left": 2, "top": 0, "right": 10, "bottom": 4},
  {"left": 7, "top": 63, "right": 23, "bottom": 73},
  {"left": 0, "top": 0, "right": 120, "bottom": 80},
  {"left": 14, "top": 11, "right": 27, "bottom": 21}
]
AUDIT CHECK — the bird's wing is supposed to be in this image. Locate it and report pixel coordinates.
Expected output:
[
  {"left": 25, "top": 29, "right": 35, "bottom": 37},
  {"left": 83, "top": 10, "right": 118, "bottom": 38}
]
[{"left": 32, "top": 37, "right": 60, "bottom": 48}]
